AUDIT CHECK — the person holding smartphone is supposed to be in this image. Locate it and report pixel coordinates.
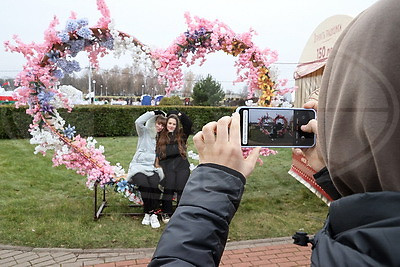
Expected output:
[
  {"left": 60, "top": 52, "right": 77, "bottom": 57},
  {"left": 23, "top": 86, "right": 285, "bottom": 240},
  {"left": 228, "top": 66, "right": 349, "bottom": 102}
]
[{"left": 149, "top": 0, "right": 400, "bottom": 265}]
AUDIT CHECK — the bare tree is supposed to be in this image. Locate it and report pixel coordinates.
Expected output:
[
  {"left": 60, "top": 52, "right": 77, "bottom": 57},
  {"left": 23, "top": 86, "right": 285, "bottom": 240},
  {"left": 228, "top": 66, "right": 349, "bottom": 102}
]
[{"left": 57, "top": 61, "right": 168, "bottom": 97}]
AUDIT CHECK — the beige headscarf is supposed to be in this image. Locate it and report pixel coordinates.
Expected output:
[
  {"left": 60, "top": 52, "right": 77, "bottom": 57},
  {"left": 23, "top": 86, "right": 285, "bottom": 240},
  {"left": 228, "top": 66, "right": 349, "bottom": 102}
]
[{"left": 318, "top": 0, "right": 400, "bottom": 196}]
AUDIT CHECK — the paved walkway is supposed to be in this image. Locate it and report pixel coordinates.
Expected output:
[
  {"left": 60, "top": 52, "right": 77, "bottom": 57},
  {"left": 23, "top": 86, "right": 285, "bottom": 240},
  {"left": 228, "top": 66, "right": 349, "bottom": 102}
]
[{"left": 0, "top": 237, "right": 311, "bottom": 266}]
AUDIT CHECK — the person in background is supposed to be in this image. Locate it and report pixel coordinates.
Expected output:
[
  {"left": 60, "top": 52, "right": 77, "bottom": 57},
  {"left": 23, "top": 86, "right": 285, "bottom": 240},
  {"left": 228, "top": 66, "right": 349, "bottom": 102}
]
[
  {"left": 156, "top": 111, "right": 192, "bottom": 224},
  {"left": 127, "top": 110, "right": 166, "bottom": 229},
  {"left": 149, "top": 0, "right": 400, "bottom": 265}
]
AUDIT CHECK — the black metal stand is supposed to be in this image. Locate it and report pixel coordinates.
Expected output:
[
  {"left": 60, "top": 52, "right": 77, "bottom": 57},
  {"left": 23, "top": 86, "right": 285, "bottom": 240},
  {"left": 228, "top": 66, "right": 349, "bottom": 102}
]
[{"left": 93, "top": 182, "right": 145, "bottom": 220}]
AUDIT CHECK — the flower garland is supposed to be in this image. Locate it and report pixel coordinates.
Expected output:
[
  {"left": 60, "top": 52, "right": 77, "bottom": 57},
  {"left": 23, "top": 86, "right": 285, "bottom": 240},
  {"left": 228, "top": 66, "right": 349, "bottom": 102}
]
[{"left": 4, "top": 0, "right": 154, "bottom": 204}]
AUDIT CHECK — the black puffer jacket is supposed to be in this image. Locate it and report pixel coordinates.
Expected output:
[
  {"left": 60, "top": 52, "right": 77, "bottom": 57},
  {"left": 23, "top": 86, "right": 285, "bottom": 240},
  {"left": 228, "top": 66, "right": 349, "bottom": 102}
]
[
  {"left": 149, "top": 163, "right": 246, "bottom": 266},
  {"left": 311, "top": 191, "right": 400, "bottom": 266}
]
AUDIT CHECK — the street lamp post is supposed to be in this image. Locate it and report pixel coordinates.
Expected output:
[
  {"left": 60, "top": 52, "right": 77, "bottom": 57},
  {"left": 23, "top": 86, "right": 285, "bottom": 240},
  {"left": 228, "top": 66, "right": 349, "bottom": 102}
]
[
  {"left": 92, "top": 80, "right": 96, "bottom": 104},
  {"left": 100, "top": 84, "right": 103, "bottom": 97},
  {"left": 141, "top": 84, "right": 144, "bottom": 96}
]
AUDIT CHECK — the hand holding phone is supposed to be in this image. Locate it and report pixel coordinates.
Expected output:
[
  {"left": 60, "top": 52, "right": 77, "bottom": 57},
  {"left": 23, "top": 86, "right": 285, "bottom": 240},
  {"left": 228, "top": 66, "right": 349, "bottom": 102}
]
[
  {"left": 193, "top": 114, "right": 261, "bottom": 178},
  {"left": 237, "top": 106, "right": 316, "bottom": 148},
  {"left": 293, "top": 100, "right": 326, "bottom": 171}
]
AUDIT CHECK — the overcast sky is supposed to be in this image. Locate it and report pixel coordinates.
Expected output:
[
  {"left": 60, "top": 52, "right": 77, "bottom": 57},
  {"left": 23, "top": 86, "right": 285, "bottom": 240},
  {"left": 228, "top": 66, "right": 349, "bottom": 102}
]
[{"left": 0, "top": 0, "right": 379, "bottom": 92}]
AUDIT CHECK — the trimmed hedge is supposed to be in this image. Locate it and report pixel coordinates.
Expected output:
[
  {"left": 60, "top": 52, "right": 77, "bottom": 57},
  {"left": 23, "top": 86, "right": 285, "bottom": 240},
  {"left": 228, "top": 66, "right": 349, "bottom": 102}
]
[{"left": 0, "top": 105, "right": 236, "bottom": 139}]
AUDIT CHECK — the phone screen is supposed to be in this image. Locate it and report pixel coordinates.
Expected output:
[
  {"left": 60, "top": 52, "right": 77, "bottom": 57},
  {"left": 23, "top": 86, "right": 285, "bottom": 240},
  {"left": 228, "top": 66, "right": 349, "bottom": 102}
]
[{"left": 237, "top": 107, "right": 316, "bottom": 147}]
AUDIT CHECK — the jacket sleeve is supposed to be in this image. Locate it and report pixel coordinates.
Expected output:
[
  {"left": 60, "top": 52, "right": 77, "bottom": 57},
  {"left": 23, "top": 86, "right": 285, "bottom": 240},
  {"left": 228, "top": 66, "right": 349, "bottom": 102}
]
[
  {"left": 149, "top": 163, "right": 246, "bottom": 267},
  {"left": 179, "top": 111, "right": 193, "bottom": 138},
  {"left": 135, "top": 111, "right": 155, "bottom": 137}
]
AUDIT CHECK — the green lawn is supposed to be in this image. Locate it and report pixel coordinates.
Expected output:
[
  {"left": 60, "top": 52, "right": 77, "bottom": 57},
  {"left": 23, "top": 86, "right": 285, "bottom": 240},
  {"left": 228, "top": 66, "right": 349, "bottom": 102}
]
[{"left": 0, "top": 137, "right": 328, "bottom": 249}]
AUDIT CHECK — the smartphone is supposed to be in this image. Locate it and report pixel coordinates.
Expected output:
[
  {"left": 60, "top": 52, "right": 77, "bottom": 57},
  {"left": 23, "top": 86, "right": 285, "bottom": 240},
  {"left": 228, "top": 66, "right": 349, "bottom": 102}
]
[{"left": 236, "top": 106, "right": 316, "bottom": 148}]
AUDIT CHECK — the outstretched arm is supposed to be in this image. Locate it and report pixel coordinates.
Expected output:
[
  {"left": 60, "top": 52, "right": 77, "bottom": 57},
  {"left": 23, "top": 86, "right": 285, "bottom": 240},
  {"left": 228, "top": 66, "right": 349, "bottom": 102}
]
[
  {"left": 179, "top": 111, "right": 193, "bottom": 138},
  {"left": 134, "top": 111, "right": 155, "bottom": 137}
]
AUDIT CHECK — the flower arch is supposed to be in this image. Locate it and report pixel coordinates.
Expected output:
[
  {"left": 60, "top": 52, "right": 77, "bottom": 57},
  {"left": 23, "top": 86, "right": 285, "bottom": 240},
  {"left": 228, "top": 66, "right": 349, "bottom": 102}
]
[
  {"left": 4, "top": 0, "right": 155, "bottom": 204},
  {"left": 4, "top": 1, "right": 295, "bottom": 203}
]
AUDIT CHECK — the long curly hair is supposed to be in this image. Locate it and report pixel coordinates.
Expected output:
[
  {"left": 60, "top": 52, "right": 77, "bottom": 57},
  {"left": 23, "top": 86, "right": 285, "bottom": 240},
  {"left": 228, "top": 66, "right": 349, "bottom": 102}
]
[{"left": 156, "top": 114, "right": 187, "bottom": 159}]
